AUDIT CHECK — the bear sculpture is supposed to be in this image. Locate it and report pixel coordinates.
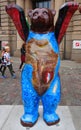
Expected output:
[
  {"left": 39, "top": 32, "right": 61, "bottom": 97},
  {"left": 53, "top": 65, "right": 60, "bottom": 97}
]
[{"left": 5, "top": 1, "right": 79, "bottom": 127}]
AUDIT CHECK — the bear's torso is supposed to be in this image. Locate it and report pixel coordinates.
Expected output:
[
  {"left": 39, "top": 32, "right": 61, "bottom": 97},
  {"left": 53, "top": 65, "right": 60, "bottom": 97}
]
[{"left": 25, "top": 31, "right": 59, "bottom": 95}]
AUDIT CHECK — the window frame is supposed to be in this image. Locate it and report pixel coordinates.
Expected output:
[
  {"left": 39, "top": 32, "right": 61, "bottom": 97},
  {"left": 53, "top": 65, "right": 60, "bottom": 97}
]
[{"left": 32, "top": 0, "right": 51, "bottom": 9}]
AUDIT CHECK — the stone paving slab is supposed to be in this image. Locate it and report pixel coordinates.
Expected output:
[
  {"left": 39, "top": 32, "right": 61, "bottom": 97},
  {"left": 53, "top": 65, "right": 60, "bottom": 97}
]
[
  {"left": 0, "top": 105, "right": 76, "bottom": 130},
  {"left": 69, "top": 106, "right": 81, "bottom": 130},
  {"left": 0, "top": 105, "right": 13, "bottom": 129}
]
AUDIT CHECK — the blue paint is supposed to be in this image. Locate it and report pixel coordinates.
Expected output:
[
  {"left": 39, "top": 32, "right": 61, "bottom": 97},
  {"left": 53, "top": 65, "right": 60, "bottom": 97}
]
[
  {"left": 21, "top": 31, "right": 61, "bottom": 126},
  {"left": 21, "top": 64, "right": 40, "bottom": 123}
]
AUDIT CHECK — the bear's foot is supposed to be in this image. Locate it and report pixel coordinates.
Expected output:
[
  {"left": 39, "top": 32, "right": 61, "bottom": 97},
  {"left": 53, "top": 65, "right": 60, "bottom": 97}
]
[
  {"left": 44, "top": 118, "right": 60, "bottom": 126},
  {"left": 20, "top": 113, "right": 39, "bottom": 127},
  {"left": 20, "top": 119, "right": 38, "bottom": 127},
  {"left": 43, "top": 112, "right": 60, "bottom": 126}
]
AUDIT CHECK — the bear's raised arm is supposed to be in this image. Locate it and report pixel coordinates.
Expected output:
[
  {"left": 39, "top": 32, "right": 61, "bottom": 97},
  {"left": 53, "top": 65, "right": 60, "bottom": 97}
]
[
  {"left": 55, "top": 1, "right": 79, "bottom": 44},
  {"left": 5, "top": 4, "right": 30, "bottom": 42}
]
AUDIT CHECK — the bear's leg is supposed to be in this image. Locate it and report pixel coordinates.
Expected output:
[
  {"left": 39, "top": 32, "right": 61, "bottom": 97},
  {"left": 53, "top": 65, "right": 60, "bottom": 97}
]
[
  {"left": 42, "top": 74, "right": 61, "bottom": 126},
  {"left": 20, "top": 64, "right": 40, "bottom": 127}
]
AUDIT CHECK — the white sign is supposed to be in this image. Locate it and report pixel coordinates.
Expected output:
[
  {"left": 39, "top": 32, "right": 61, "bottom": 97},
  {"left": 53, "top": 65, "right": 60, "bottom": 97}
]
[
  {"left": 2, "top": 41, "right": 8, "bottom": 47},
  {"left": 73, "top": 40, "right": 81, "bottom": 49}
]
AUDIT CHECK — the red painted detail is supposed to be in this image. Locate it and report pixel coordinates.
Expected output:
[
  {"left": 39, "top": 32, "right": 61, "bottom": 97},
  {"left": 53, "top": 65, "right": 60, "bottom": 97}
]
[
  {"left": 58, "top": 2, "right": 79, "bottom": 44},
  {"left": 6, "top": 8, "right": 25, "bottom": 41},
  {"left": 76, "top": 42, "right": 80, "bottom": 46},
  {"left": 42, "top": 70, "right": 54, "bottom": 84}
]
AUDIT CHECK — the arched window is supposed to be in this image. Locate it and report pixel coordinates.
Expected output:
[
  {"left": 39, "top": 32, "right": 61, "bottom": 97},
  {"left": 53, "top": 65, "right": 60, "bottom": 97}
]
[{"left": 32, "top": 0, "right": 51, "bottom": 9}]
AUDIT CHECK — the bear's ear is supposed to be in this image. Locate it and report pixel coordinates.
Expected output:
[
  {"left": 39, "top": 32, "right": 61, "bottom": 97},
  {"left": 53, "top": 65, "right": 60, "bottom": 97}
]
[
  {"left": 28, "top": 9, "right": 33, "bottom": 18},
  {"left": 51, "top": 10, "right": 56, "bottom": 16}
]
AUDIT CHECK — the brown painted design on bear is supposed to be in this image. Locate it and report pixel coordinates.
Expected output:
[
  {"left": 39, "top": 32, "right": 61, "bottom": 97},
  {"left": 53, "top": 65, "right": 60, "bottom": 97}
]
[{"left": 25, "top": 38, "right": 58, "bottom": 95}]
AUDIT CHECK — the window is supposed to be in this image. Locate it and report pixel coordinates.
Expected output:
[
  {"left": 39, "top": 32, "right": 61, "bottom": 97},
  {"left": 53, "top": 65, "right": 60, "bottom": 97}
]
[{"left": 32, "top": 0, "right": 51, "bottom": 9}]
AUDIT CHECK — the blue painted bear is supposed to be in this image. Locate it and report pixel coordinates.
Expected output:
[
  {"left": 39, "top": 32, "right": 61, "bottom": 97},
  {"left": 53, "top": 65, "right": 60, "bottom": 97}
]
[
  {"left": 5, "top": 2, "right": 79, "bottom": 127},
  {"left": 21, "top": 8, "right": 61, "bottom": 127}
]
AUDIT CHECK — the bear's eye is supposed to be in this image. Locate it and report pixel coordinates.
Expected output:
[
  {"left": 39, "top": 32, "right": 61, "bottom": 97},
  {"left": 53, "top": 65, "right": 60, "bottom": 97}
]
[
  {"left": 33, "top": 12, "right": 38, "bottom": 16},
  {"left": 43, "top": 11, "right": 48, "bottom": 15}
]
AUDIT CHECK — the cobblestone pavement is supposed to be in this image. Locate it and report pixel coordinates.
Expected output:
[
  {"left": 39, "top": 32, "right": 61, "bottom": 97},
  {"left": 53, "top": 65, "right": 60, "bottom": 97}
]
[
  {"left": 60, "top": 61, "right": 81, "bottom": 106},
  {"left": 0, "top": 57, "right": 81, "bottom": 105}
]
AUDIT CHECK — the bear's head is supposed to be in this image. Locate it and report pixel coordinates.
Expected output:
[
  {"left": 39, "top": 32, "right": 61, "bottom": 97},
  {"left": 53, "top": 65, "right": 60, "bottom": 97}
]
[{"left": 28, "top": 8, "right": 56, "bottom": 33}]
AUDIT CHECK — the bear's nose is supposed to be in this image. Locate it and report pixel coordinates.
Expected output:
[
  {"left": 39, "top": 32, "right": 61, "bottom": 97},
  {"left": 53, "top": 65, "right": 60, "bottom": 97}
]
[{"left": 38, "top": 12, "right": 43, "bottom": 19}]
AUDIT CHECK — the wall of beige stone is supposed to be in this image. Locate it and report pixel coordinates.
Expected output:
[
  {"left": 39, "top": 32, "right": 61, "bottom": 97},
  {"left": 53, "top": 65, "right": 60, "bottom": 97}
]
[
  {"left": 59, "top": 0, "right": 81, "bottom": 61},
  {"left": 71, "top": 6, "right": 81, "bottom": 62},
  {"left": 64, "top": 0, "right": 81, "bottom": 61},
  {"left": 0, "top": 0, "right": 17, "bottom": 56}
]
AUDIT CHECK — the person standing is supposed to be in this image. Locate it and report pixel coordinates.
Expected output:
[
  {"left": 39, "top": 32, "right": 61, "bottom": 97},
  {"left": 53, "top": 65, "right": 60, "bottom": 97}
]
[
  {"left": 1, "top": 46, "right": 16, "bottom": 79},
  {"left": 19, "top": 43, "right": 26, "bottom": 71},
  {"left": 0, "top": 47, "right": 7, "bottom": 77}
]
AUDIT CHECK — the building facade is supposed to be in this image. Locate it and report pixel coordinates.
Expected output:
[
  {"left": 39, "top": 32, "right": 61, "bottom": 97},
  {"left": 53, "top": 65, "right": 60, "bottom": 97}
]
[{"left": 0, "top": 0, "right": 81, "bottom": 61}]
